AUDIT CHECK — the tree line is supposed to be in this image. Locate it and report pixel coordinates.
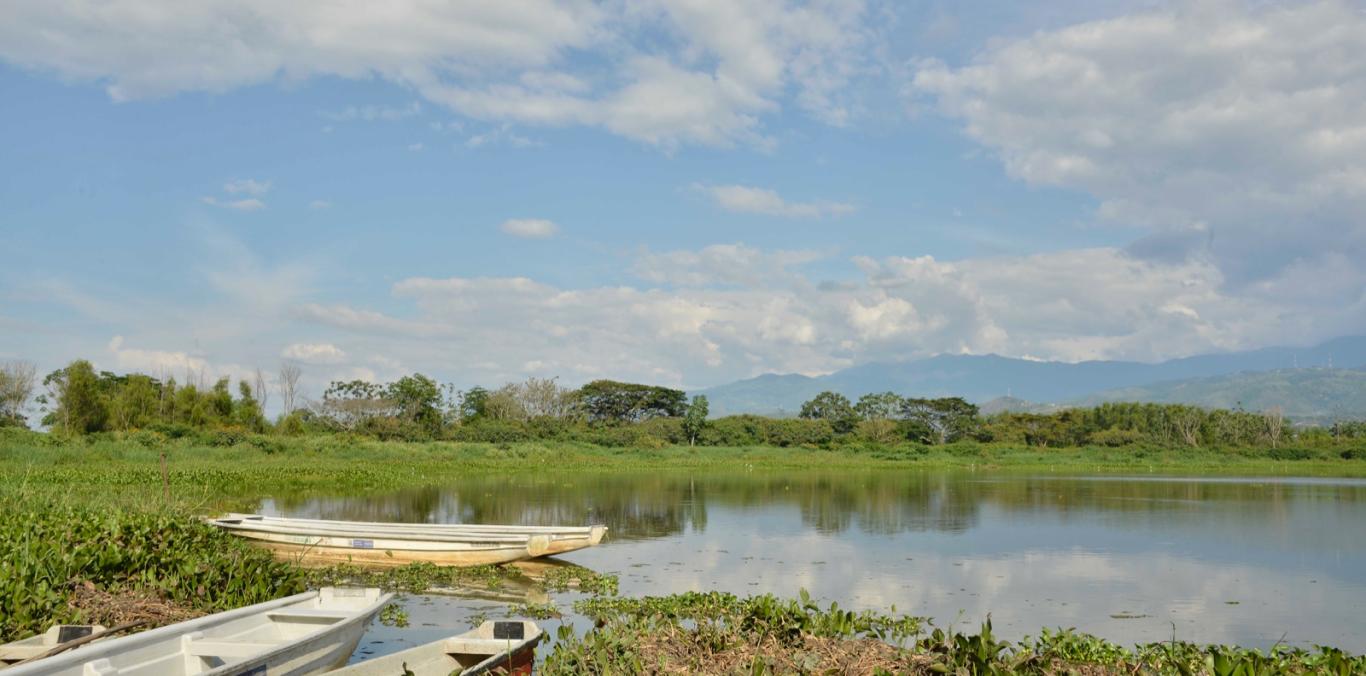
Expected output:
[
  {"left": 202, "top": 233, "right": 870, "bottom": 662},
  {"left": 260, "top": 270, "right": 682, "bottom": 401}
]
[{"left": 4, "top": 359, "right": 1364, "bottom": 451}]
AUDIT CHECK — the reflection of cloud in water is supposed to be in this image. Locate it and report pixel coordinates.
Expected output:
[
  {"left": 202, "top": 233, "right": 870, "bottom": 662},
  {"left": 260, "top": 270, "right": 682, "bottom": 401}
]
[
  {"left": 262, "top": 470, "right": 1366, "bottom": 651},
  {"left": 570, "top": 506, "right": 1366, "bottom": 651}
]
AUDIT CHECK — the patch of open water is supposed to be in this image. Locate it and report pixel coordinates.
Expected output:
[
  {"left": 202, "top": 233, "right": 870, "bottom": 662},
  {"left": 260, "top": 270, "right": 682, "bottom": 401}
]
[{"left": 254, "top": 469, "right": 1366, "bottom": 662}]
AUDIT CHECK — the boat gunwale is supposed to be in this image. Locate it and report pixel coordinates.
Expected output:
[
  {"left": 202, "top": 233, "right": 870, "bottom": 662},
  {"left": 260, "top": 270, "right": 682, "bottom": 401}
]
[
  {"left": 3, "top": 588, "right": 392, "bottom": 676},
  {"left": 209, "top": 520, "right": 549, "bottom": 545},
  {"left": 226, "top": 514, "right": 606, "bottom": 536}
]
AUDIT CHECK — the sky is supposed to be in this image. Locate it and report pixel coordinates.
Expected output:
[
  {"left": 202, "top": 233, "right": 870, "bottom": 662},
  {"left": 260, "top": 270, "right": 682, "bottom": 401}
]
[{"left": 1, "top": 0, "right": 1365, "bottom": 400}]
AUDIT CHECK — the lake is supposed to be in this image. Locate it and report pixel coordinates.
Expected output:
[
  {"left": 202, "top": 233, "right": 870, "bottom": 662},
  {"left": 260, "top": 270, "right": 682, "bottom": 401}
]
[{"left": 256, "top": 469, "right": 1366, "bottom": 660}]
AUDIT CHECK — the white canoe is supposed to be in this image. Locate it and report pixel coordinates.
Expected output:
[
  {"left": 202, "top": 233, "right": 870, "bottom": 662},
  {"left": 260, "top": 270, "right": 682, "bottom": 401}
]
[
  {"left": 3, "top": 587, "right": 390, "bottom": 676},
  {"left": 329, "top": 621, "right": 542, "bottom": 676},
  {"left": 2, "top": 626, "right": 106, "bottom": 665},
  {"left": 214, "top": 515, "right": 606, "bottom": 563},
  {"left": 209, "top": 518, "right": 551, "bottom": 567}
]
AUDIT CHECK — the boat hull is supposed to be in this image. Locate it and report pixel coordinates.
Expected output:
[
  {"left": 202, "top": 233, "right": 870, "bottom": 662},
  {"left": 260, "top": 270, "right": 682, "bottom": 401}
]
[
  {"left": 329, "top": 621, "right": 542, "bottom": 676},
  {"left": 3, "top": 588, "right": 391, "bottom": 676},
  {"left": 210, "top": 515, "right": 604, "bottom": 567}
]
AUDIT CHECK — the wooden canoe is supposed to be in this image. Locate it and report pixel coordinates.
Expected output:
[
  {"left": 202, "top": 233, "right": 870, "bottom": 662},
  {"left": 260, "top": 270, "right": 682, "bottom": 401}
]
[
  {"left": 328, "top": 621, "right": 542, "bottom": 676},
  {"left": 3, "top": 587, "right": 391, "bottom": 676},
  {"left": 214, "top": 514, "right": 606, "bottom": 564}
]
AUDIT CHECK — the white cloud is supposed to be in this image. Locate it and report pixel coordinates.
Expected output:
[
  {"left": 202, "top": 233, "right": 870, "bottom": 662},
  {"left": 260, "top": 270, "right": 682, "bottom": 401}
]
[
  {"left": 911, "top": 0, "right": 1366, "bottom": 287},
  {"left": 287, "top": 244, "right": 1366, "bottom": 388},
  {"left": 0, "top": 0, "right": 884, "bottom": 149},
  {"left": 465, "top": 124, "right": 537, "bottom": 149},
  {"left": 281, "top": 342, "right": 347, "bottom": 364},
  {"left": 498, "top": 218, "right": 559, "bottom": 239},
  {"left": 308, "top": 200, "right": 332, "bottom": 210},
  {"left": 407, "top": 142, "right": 424, "bottom": 152},
  {"left": 106, "top": 335, "right": 249, "bottom": 383},
  {"left": 223, "top": 178, "right": 270, "bottom": 196},
  {"left": 696, "top": 183, "right": 855, "bottom": 218},
  {"left": 632, "top": 243, "right": 826, "bottom": 287},
  {"left": 323, "top": 101, "right": 422, "bottom": 122},
  {"left": 201, "top": 196, "right": 266, "bottom": 211}
]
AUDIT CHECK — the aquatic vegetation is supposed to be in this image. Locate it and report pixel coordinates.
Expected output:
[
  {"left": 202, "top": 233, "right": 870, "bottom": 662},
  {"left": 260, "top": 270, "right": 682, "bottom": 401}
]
[
  {"left": 0, "top": 494, "right": 306, "bottom": 642},
  {"left": 378, "top": 603, "right": 409, "bottom": 628},
  {"left": 544, "top": 592, "right": 1366, "bottom": 674}
]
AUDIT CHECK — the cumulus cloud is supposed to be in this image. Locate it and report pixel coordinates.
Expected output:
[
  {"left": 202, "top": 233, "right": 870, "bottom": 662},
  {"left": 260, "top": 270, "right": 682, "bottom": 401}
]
[
  {"left": 632, "top": 243, "right": 827, "bottom": 287},
  {"left": 499, "top": 218, "right": 559, "bottom": 239},
  {"left": 201, "top": 196, "right": 265, "bottom": 211},
  {"left": 106, "top": 336, "right": 249, "bottom": 383},
  {"left": 0, "top": 0, "right": 883, "bottom": 149},
  {"left": 286, "top": 243, "right": 1366, "bottom": 388},
  {"left": 911, "top": 0, "right": 1366, "bottom": 287},
  {"left": 281, "top": 342, "right": 347, "bottom": 364},
  {"left": 696, "top": 184, "right": 855, "bottom": 218}
]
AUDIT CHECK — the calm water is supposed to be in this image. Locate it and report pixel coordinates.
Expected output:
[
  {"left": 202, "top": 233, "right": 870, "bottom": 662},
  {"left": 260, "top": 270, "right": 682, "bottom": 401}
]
[{"left": 256, "top": 470, "right": 1366, "bottom": 658}]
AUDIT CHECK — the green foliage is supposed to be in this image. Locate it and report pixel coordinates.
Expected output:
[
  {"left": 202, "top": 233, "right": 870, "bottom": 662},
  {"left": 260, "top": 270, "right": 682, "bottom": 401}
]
[
  {"left": 0, "top": 494, "right": 305, "bottom": 642},
  {"left": 798, "top": 391, "right": 859, "bottom": 434},
  {"left": 683, "top": 395, "right": 710, "bottom": 445},
  {"left": 547, "top": 590, "right": 1366, "bottom": 675},
  {"left": 577, "top": 380, "right": 687, "bottom": 423}
]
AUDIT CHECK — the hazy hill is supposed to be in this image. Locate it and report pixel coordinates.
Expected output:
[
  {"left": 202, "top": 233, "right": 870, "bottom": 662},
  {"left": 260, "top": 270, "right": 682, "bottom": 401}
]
[
  {"left": 1077, "top": 368, "right": 1366, "bottom": 420},
  {"left": 695, "top": 335, "right": 1366, "bottom": 416}
]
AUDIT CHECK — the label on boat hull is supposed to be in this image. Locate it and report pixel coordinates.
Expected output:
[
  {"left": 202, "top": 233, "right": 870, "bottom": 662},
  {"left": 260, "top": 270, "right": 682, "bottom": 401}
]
[{"left": 350, "top": 539, "right": 374, "bottom": 549}]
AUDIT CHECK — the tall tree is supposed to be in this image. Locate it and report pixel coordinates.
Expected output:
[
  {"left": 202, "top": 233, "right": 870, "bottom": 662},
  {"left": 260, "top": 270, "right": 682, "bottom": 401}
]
[
  {"left": 854, "top": 392, "right": 903, "bottom": 421},
  {"left": 0, "top": 360, "right": 36, "bottom": 427},
  {"left": 900, "top": 397, "right": 980, "bottom": 444},
  {"left": 47, "top": 360, "right": 107, "bottom": 434},
  {"left": 278, "top": 362, "right": 302, "bottom": 416},
  {"left": 577, "top": 380, "right": 687, "bottom": 422},
  {"left": 682, "top": 395, "right": 710, "bottom": 446},
  {"left": 799, "top": 391, "right": 859, "bottom": 434}
]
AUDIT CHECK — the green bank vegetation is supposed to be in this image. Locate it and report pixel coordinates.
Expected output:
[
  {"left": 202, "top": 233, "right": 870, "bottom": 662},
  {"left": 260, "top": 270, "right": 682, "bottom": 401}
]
[
  {"left": 4, "top": 359, "right": 1365, "bottom": 468},
  {"left": 0, "top": 488, "right": 616, "bottom": 643},
  {"left": 543, "top": 591, "right": 1366, "bottom": 674}
]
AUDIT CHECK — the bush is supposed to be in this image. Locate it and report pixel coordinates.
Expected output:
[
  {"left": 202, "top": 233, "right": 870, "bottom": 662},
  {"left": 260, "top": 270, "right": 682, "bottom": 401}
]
[
  {"left": 856, "top": 419, "right": 900, "bottom": 445},
  {"left": 449, "top": 419, "right": 532, "bottom": 443},
  {"left": 1088, "top": 427, "right": 1145, "bottom": 447}
]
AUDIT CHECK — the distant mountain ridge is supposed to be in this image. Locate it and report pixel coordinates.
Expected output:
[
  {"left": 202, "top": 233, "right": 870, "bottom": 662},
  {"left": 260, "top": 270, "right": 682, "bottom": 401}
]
[{"left": 693, "top": 336, "right": 1366, "bottom": 417}]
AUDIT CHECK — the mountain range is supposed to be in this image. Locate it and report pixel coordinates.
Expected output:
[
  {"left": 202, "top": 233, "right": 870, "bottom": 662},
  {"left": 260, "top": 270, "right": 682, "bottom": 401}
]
[{"left": 694, "top": 336, "right": 1366, "bottom": 419}]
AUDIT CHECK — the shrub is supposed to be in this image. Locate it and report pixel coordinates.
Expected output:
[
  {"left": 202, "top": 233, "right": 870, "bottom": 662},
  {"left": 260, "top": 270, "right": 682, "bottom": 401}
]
[{"left": 1088, "top": 427, "right": 1145, "bottom": 447}]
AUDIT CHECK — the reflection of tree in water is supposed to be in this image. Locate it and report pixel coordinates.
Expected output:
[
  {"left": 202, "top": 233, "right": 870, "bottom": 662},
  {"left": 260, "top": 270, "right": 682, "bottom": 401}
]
[
  {"left": 260, "top": 471, "right": 1366, "bottom": 542},
  {"left": 265, "top": 474, "right": 710, "bottom": 540}
]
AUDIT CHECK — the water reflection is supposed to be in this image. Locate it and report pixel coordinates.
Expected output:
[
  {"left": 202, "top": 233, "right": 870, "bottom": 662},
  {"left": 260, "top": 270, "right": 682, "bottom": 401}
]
[{"left": 260, "top": 470, "right": 1366, "bottom": 651}]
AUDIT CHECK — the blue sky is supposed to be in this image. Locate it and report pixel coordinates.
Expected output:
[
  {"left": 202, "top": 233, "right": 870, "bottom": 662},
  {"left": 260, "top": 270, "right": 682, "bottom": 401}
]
[{"left": 2, "top": 0, "right": 1364, "bottom": 398}]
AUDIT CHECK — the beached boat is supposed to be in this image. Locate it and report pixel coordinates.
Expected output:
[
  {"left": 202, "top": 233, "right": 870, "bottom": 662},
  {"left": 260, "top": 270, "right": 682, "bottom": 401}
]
[
  {"left": 2, "top": 626, "right": 107, "bottom": 666},
  {"left": 3, "top": 587, "right": 390, "bottom": 676},
  {"left": 209, "top": 517, "right": 550, "bottom": 567},
  {"left": 328, "top": 621, "right": 542, "bottom": 676},
  {"left": 212, "top": 514, "right": 606, "bottom": 565}
]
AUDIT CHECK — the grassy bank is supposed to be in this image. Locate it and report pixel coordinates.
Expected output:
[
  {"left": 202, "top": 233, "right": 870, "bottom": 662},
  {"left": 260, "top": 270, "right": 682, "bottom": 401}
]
[
  {"left": 542, "top": 592, "right": 1366, "bottom": 674},
  {"left": 4, "top": 428, "right": 1365, "bottom": 503},
  {"left": 3, "top": 427, "right": 1364, "bottom": 672}
]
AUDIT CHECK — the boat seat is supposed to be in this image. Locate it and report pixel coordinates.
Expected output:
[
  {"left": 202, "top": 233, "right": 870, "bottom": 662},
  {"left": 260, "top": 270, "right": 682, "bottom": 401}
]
[
  {"left": 186, "top": 640, "right": 279, "bottom": 658},
  {"left": 266, "top": 609, "right": 350, "bottom": 621}
]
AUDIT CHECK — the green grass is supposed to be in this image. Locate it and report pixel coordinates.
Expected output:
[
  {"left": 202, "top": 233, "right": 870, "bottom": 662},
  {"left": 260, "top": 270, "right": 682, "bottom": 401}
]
[
  {"left": 3, "top": 427, "right": 1364, "bottom": 502},
  {"left": 542, "top": 590, "right": 1366, "bottom": 675}
]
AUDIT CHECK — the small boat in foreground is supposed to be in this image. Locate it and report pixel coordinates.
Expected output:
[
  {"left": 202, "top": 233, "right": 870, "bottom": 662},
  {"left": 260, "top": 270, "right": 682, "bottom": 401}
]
[
  {"left": 210, "top": 514, "right": 606, "bottom": 567},
  {"left": 1, "top": 626, "right": 106, "bottom": 666},
  {"left": 4, "top": 587, "right": 391, "bottom": 676},
  {"left": 327, "top": 621, "right": 542, "bottom": 676}
]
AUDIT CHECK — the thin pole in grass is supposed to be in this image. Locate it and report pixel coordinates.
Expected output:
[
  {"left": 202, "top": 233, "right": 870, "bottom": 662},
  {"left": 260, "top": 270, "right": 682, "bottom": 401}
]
[{"left": 160, "top": 450, "right": 170, "bottom": 505}]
